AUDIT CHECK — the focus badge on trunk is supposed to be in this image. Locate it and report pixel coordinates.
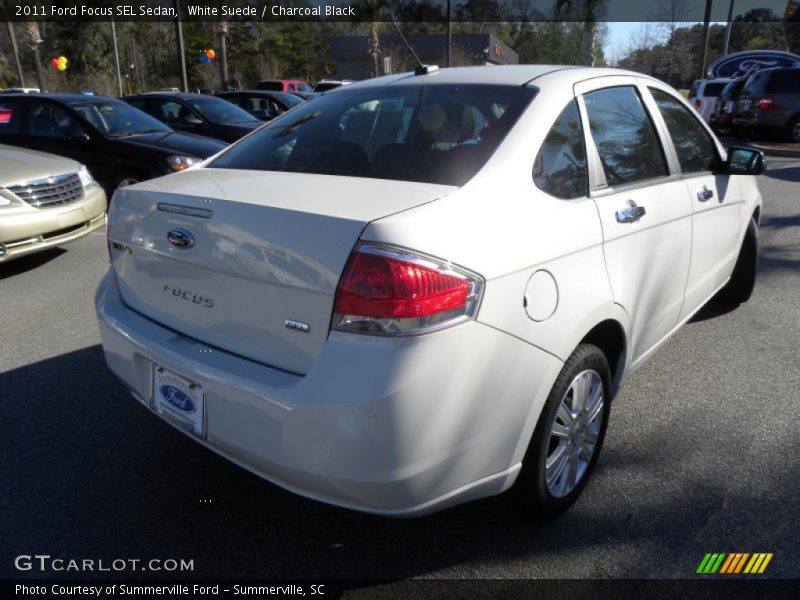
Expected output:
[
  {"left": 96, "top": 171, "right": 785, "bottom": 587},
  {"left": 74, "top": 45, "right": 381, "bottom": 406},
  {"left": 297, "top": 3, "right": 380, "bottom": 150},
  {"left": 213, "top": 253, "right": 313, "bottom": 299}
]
[{"left": 167, "top": 228, "right": 195, "bottom": 249}]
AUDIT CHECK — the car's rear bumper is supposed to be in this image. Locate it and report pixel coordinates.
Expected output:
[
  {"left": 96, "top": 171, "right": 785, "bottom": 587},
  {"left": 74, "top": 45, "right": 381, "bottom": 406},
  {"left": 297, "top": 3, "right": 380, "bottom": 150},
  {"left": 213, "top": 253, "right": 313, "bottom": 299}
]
[
  {"left": 95, "top": 270, "right": 563, "bottom": 516},
  {"left": 0, "top": 186, "right": 107, "bottom": 262}
]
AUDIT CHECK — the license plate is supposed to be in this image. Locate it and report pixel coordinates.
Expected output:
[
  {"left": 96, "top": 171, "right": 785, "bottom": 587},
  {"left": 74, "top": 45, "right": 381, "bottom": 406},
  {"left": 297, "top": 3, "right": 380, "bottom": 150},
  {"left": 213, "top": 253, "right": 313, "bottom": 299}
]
[{"left": 152, "top": 365, "right": 205, "bottom": 438}]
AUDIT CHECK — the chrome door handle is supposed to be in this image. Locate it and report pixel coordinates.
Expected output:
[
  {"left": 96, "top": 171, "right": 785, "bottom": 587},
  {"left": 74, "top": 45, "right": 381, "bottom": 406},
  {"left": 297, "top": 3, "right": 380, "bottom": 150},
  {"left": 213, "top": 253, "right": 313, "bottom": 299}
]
[
  {"left": 615, "top": 200, "right": 646, "bottom": 224},
  {"left": 697, "top": 185, "right": 714, "bottom": 202}
]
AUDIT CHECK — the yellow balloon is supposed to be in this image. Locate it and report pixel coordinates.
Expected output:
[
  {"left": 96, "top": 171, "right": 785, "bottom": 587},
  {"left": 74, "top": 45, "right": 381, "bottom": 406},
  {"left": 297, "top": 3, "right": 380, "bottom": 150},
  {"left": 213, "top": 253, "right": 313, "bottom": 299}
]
[
  {"left": 57, "top": 63, "right": 66, "bottom": 72},
  {"left": 58, "top": 56, "right": 68, "bottom": 66}
]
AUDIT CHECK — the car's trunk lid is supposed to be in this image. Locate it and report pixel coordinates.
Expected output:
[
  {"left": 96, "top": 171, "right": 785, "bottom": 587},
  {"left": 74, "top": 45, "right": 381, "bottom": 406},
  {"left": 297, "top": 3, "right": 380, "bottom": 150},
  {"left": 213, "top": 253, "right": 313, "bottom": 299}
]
[{"left": 107, "top": 168, "right": 453, "bottom": 374}]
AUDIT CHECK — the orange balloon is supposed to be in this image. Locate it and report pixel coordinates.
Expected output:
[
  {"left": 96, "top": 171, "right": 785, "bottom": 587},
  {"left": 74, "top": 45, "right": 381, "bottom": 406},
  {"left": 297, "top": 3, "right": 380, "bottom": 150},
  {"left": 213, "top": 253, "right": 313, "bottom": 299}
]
[{"left": 205, "top": 49, "right": 216, "bottom": 60}]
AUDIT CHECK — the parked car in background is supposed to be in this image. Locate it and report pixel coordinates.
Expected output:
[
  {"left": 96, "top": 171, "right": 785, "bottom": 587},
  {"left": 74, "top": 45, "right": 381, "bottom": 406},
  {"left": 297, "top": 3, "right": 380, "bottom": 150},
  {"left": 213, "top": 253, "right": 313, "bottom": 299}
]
[
  {"left": 0, "top": 94, "right": 226, "bottom": 195},
  {"left": 97, "top": 66, "right": 763, "bottom": 518},
  {"left": 0, "top": 87, "right": 39, "bottom": 94},
  {"left": 124, "top": 92, "right": 262, "bottom": 144},
  {"left": 255, "top": 79, "right": 313, "bottom": 93},
  {"left": 286, "top": 91, "right": 319, "bottom": 101},
  {"left": 0, "top": 144, "right": 106, "bottom": 262},
  {"left": 710, "top": 77, "right": 747, "bottom": 136},
  {"left": 689, "top": 77, "right": 733, "bottom": 122},
  {"left": 733, "top": 67, "right": 800, "bottom": 141},
  {"left": 313, "top": 78, "right": 355, "bottom": 92},
  {"left": 215, "top": 90, "right": 305, "bottom": 121}
]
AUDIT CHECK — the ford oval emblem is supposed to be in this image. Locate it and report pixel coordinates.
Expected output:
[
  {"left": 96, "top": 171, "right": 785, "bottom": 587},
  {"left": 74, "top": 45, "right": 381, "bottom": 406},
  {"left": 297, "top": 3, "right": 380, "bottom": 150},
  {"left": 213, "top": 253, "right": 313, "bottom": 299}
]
[
  {"left": 160, "top": 385, "right": 196, "bottom": 414},
  {"left": 167, "top": 228, "right": 194, "bottom": 249}
]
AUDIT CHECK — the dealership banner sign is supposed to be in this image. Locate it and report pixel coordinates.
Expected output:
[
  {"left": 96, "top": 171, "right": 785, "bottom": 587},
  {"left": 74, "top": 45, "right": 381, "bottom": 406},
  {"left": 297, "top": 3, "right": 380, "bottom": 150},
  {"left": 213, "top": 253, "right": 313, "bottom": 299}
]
[{"left": 3, "top": 0, "right": 797, "bottom": 22}]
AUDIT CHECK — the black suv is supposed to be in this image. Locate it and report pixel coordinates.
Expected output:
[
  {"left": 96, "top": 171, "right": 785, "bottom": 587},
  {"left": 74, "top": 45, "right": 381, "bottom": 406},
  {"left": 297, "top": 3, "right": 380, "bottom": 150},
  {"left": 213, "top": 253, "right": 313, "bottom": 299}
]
[
  {"left": 124, "top": 92, "right": 262, "bottom": 143},
  {"left": 0, "top": 94, "right": 227, "bottom": 194},
  {"left": 733, "top": 67, "right": 800, "bottom": 141}
]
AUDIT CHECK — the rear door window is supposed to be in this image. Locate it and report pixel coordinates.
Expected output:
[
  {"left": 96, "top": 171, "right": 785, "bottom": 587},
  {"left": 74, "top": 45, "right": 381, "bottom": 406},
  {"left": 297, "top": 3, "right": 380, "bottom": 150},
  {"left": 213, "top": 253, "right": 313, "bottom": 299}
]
[
  {"left": 28, "top": 101, "right": 82, "bottom": 138},
  {"left": 583, "top": 86, "right": 668, "bottom": 187}
]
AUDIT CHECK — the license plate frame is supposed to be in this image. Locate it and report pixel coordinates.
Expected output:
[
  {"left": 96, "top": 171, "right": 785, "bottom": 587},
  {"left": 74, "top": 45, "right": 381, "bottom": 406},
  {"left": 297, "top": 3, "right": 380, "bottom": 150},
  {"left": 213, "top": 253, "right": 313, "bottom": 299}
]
[{"left": 152, "top": 365, "right": 206, "bottom": 438}]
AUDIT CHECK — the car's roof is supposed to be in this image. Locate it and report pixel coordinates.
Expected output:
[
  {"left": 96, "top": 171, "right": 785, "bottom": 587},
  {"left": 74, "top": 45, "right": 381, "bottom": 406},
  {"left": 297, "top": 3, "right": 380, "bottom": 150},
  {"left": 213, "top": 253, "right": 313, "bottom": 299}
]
[
  {"left": 126, "top": 92, "right": 221, "bottom": 100},
  {"left": 1, "top": 92, "right": 120, "bottom": 102},
  {"left": 218, "top": 90, "right": 283, "bottom": 96},
  {"left": 344, "top": 65, "right": 662, "bottom": 89}
]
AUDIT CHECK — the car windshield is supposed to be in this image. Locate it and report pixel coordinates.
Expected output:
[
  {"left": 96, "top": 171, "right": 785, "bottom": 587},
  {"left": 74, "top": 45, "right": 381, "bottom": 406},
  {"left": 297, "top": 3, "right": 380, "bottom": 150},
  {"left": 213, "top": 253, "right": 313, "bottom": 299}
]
[
  {"left": 210, "top": 84, "right": 536, "bottom": 186},
  {"left": 185, "top": 97, "right": 259, "bottom": 124},
  {"left": 68, "top": 99, "right": 170, "bottom": 137}
]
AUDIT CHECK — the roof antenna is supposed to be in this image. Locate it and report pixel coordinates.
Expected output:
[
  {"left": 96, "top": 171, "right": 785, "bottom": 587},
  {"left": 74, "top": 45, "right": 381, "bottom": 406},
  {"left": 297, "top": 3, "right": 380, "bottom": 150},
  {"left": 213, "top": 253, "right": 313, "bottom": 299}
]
[{"left": 390, "top": 17, "right": 439, "bottom": 76}]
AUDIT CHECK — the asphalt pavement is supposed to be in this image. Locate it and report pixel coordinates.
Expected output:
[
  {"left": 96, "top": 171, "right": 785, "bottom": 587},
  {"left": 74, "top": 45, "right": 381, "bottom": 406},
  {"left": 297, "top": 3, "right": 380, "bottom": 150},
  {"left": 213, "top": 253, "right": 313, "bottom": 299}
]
[{"left": 2, "top": 161, "right": 798, "bottom": 587}]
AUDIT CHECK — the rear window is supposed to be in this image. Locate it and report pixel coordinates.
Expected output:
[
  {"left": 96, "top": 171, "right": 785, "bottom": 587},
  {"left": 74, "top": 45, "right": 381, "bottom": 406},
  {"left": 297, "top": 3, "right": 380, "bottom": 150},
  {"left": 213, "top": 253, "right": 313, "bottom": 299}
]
[
  {"left": 742, "top": 71, "right": 769, "bottom": 97},
  {"left": 314, "top": 82, "right": 342, "bottom": 92},
  {"left": 766, "top": 69, "right": 800, "bottom": 94},
  {"left": 721, "top": 78, "right": 746, "bottom": 99},
  {"left": 703, "top": 83, "right": 727, "bottom": 97},
  {"left": 210, "top": 84, "right": 537, "bottom": 186}
]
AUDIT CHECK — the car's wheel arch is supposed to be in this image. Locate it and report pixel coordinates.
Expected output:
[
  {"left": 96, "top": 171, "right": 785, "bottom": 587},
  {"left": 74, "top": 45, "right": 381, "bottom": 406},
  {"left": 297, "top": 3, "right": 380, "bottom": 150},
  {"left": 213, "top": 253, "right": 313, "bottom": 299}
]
[{"left": 508, "top": 305, "right": 630, "bottom": 469}]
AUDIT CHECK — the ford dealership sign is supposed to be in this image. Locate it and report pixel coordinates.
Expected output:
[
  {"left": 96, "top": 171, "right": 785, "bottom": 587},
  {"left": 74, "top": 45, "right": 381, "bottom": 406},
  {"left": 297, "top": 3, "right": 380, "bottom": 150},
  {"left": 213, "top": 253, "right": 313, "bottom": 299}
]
[{"left": 707, "top": 50, "right": 800, "bottom": 78}]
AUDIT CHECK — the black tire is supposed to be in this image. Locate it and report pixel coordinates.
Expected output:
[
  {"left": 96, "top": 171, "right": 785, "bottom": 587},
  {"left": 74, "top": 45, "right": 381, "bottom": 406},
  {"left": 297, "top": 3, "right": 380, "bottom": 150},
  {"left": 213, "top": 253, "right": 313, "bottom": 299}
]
[
  {"left": 513, "top": 344, "right": 611, "bottom": 517},
  {"left": 716, "top": 217, "right": 758, "bottom": 306}
]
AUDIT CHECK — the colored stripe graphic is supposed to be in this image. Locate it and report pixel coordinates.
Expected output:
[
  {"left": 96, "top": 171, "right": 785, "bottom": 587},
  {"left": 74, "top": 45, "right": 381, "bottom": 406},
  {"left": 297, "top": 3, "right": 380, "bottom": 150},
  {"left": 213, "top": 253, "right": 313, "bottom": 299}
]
[
  {"left": 697, "top": 553, "right": 727, "bottom": 574},
  {"left": 699, "top": 552, "right": 772, "bottom": 574},
  {"left": 744, "top": 553, "right": 774, "bottom": 574},
  {"left": 733, "top": 553, "right": 750, "bottom": 573},
  {"left": 696, "top": 553, "right": 713, "bottom": 574}
]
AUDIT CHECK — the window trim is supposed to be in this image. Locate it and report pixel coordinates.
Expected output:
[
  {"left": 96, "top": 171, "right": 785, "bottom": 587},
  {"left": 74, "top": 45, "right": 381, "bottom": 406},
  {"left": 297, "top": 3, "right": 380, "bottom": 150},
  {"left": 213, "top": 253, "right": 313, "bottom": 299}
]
[{"left": 532, "top": 98, "right": 589, "bottom": 200}]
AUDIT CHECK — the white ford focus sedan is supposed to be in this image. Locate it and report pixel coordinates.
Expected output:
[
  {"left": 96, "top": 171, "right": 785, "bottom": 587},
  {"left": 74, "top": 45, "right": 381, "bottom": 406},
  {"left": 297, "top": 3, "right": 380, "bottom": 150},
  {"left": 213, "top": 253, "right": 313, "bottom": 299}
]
[{"left": 96, "top": 66, "right": 763, "bottom": 517}]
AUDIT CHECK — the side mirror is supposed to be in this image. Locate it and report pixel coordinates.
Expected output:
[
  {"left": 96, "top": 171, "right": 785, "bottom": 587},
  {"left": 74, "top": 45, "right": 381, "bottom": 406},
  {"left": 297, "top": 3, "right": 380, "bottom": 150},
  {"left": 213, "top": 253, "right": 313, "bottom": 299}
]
[
  {"left": 725, "top": 146, "right": 766, "bottom": 175},
  {"left": 182, "top": 114, "right": 204, "bottom": 127}
]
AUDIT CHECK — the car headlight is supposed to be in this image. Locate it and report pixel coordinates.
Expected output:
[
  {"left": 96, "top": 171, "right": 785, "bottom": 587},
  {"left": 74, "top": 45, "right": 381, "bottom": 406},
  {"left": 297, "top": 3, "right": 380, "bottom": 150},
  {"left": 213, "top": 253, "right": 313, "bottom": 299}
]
[
  {"left": 166, "top": 156, "right": 201, "bottom": 172},
  {"left": 78, "top": 165, "right": 98, "bottom": 188}
]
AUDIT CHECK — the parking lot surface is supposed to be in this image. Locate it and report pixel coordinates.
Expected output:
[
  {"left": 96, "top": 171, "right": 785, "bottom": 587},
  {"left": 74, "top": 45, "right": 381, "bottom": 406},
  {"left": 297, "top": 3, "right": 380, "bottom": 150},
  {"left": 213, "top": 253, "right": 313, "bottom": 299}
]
[{"left": 2, "top": 160, "right": 799, "bottom": 582}]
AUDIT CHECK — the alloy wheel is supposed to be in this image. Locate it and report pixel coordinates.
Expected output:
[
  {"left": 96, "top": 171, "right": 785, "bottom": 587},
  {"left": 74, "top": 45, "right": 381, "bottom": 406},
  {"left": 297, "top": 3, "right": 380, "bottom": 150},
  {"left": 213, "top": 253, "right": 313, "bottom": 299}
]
[{"left": 545, "top": 369, "right": 604, "bottom": 498}]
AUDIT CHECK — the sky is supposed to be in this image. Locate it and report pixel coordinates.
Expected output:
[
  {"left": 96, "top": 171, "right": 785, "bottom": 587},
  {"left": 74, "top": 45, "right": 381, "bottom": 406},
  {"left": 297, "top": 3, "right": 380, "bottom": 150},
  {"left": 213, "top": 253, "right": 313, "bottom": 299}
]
[{"left": 605, "top": 21, "right": 730, "bottom": 65}]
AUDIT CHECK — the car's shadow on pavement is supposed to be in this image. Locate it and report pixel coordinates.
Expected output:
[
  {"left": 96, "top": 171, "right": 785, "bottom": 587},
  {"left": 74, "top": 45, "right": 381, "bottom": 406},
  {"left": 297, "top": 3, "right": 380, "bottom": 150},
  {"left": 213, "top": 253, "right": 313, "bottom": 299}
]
[
  {"left": 0, "top": 248, "right": 66, "bottom": 280},
  {"left": 3, "top": 345, "right": 799, "bottom": 582},
  {"left": 763, "top": 166, "right": 800, "bottom": 183}
]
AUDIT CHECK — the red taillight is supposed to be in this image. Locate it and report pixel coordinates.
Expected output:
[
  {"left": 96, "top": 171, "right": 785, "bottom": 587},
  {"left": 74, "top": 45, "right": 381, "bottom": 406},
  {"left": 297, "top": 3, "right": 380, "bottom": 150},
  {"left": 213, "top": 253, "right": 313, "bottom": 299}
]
[
  {"left": 694, "top": 98, "right": 702, "bottom": 110},
  {"left": 757, "top": 96, "right": 774, "bottom": 109},
  {"left": 333, "top": 245, "right": 482, "bottom": 335}
]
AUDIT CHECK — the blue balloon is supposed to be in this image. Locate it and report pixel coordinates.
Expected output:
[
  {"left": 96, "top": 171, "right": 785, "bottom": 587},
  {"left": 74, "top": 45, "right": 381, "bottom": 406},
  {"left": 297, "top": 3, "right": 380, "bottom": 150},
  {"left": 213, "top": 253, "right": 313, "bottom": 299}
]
[{"left": 200, "top": 54, "right": 211, "bottom": 64}]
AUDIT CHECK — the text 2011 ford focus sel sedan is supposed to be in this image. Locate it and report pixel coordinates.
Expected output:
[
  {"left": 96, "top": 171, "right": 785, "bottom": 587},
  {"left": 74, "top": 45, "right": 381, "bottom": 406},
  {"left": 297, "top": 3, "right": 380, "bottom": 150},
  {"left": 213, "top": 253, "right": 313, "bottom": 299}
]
[{"left": 96, "top": 66, "right": 764, "bottom": 517}]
